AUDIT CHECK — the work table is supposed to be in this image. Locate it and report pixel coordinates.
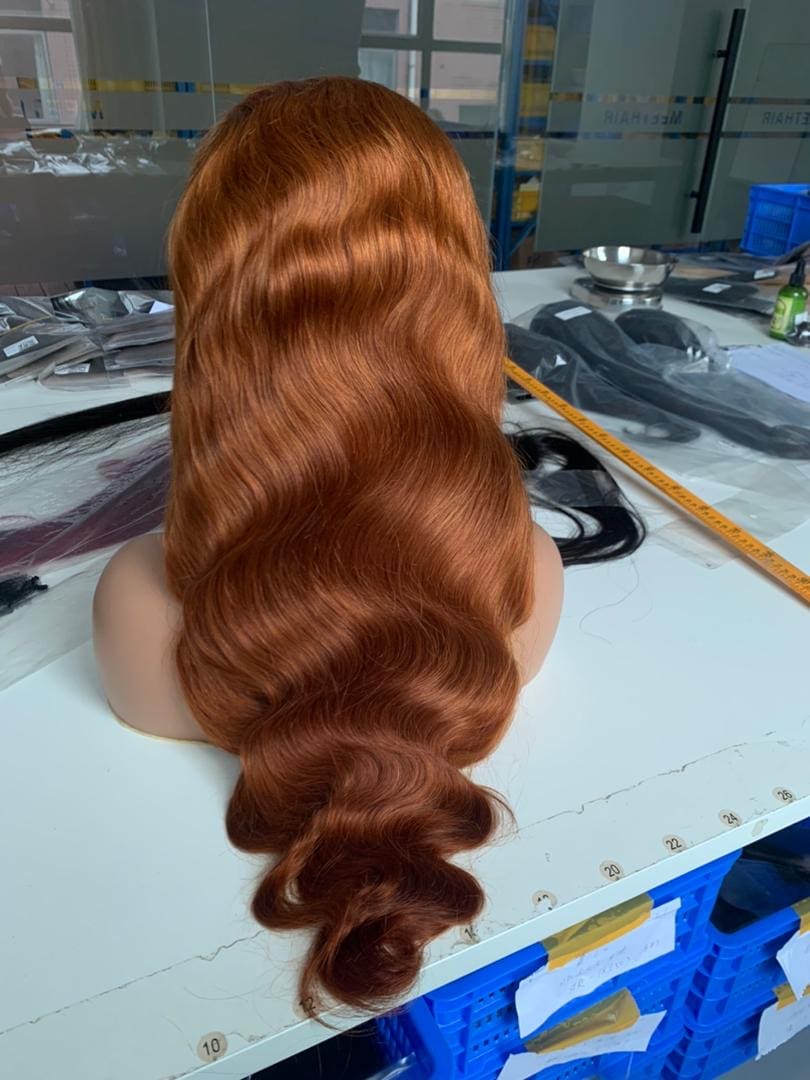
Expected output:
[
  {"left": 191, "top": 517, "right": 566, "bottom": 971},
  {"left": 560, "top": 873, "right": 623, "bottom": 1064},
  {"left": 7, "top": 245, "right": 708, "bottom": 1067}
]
[{"left": 1, "top": 267, "right": 808, "bottom": 1080}]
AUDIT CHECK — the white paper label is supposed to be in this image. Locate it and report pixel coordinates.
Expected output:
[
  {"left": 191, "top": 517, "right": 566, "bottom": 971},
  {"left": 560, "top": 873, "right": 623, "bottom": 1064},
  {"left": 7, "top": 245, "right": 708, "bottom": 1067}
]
[
  {"left": 555, "top": 306, "right": 591, "bottom": 321},
  {"left": 777, "top": 930, "right": 810, "bottom": 1000},
  {"left": 516, "top": 899, "right": 680, "bottom": 1038},
  {"left": 497, "top": 1012, "right": 665, "bottom": 1080},
  {"left": 703, "top": 283, "right": 732, "bottom": 294},
  {"left": 758, "top": 994, "right": 810, "bottom": 1058},
  {"left": 3, "top": 335, "right": 38, "bottom": 357},
  {"left": 149, "top": 299, "right": 174, "bottom": 314},
  {"left": 754, "top": 269, "right": 777, "bottom": 280},
  {"left": 54, "top": 362, "right": 91, "bottom": 375}
]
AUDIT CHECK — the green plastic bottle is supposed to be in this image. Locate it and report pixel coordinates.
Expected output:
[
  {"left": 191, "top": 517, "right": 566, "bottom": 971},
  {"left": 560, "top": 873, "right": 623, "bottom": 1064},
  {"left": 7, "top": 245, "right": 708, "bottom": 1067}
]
[{"left": 770, "top": 256, "right": 808, "bottom": 339}]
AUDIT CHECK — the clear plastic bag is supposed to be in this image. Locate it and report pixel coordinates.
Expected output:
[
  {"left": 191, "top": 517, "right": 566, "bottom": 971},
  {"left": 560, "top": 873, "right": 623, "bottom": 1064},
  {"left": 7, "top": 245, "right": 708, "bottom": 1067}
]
[
  {"left": 507, "top": 301, "right": 810, "bottom": 556},
  {"left": 663, "top": 275, "right": 773, "bottom": 317},
  {"left": 0, "top": 415, "right": 170, "bottom": 576},
  {"left": 521, "top": 302, "right": 810, "bottom": 457},
  {"left": 0, "top": 553, "right": 110, "bottom": 692},
  {"left": 0, "top": 295, "right": 91, "bottom": 382},
  {"left": 0, "top": 288, "right": 175, "bottom": 388},
  {"left": 712, "top": 823, "right": 810, "bottom": 933},
  {"left": 786, "top": 315, "right": 810, "bottom": 348}
]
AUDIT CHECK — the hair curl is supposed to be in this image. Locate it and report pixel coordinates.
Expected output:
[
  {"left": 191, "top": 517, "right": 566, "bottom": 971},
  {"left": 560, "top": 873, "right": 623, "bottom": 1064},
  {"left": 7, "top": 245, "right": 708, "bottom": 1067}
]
[{"left": 164, "top": 77, "right": 534, "bottom": 1013}]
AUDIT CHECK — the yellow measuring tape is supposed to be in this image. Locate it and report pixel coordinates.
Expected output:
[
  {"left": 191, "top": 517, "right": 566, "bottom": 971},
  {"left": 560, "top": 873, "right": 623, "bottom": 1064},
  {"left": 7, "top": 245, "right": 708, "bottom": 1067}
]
[{"left": 504, "top": 358, "right": 810, "bottom": 606}]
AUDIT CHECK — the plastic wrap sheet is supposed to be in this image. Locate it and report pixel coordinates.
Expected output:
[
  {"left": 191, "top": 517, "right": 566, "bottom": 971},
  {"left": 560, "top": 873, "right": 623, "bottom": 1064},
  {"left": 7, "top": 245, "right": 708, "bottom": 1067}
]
[
  {"left": 787, "top": 319, "right": 810, "bottom": 348},
  {"left": 0, "top": 413, "right": 171, "bottom": 688},
  {"left": 0, "top": 132, "right": 197, "bottom": 179},
  {"left": 0, "top": 553, "right": 110, "bottom": 692},
  {"left": 506, "top": 302, "right": 810, "bottom": 561},
  {"left": 1, "top": 413, "right": 170, "bottom": 575}
]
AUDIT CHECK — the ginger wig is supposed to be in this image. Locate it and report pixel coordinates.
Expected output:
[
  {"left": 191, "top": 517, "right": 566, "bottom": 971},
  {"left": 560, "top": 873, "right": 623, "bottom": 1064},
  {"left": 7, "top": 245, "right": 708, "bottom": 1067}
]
[{"left": 164, "top": 76, "right": 535, "bottom": 1012}]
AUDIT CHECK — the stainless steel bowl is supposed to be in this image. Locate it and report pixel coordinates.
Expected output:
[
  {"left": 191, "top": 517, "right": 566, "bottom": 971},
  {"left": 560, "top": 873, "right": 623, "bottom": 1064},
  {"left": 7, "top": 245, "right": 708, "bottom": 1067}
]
[{"left": 582, "top": 245, "right": 676, "bottom": 293}]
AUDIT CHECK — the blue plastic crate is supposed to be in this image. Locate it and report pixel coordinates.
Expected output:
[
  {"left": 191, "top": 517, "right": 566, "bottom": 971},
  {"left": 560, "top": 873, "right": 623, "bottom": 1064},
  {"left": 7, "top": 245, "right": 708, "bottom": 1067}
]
[
  {"left": 742, "top": 182, "right": 810, "bottom": 257},
  {"left": 687, "top": 820, "right": 810, "bottom": 1028},
  {"left": 380, "top": 979, "right": 689, "bottom": 1080},
  {"left": 682, "top": 984, "right": 778, "bottom": 1077},
  {"left": 377, "top": 998, "right": 456, "bottom": 1079},
  {"left": 668, "top": 983, "right": 779, "bottom": 1080},
  {"left": 687, "top": 908, "right": 798, "bottom": 1028},
  {"left": 425, "top": 949, "right": 700, "bottom": 1080},
  {"left": 377, "top": 855, "right": 736, "bottom": 1080}
]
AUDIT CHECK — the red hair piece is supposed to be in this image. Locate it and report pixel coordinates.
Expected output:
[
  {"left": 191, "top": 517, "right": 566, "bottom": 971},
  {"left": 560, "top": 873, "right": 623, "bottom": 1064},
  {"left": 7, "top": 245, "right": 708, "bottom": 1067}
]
[{"left": 164, "top": 77, "right": 534, "bottom": 1013}]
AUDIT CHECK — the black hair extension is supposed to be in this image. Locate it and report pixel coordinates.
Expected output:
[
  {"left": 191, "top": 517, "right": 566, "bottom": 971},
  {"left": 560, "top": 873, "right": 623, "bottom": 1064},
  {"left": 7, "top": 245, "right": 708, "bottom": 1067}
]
[
  {"left": 0, "top": 575, "right": 48, "bottom": 616},
  {"left": 505, "top": 428, "right": 646, "bottom": 566},
  {"left": 614, "top": 308, "right": 704, "bottom": 353},
  {"left": 528, "top": 303, "right": 810, "bottom": 459},
  {"left": 0, "top": 391, "right": 170, "bottom": 456},
  {"left": 505, "top": 323, "right": 700, "bottom": 445},
  {"left": 1, "top": 392, "right": 644, "bottom": 574}
]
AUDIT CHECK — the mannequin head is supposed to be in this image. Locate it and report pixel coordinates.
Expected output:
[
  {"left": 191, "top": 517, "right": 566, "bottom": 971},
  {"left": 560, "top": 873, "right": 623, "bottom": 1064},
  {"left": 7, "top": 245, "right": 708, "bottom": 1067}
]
[{"left": 164, "top": 77, "right": 534, "bottom": 1013}]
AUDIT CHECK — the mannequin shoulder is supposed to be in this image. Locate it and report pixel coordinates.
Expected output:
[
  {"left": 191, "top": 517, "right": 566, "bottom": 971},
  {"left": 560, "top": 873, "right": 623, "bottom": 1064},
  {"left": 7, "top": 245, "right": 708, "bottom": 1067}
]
[
  {"left": 93, "top": 534, "right": 204, "bottom": 741},
  {"left": 512, "top": 522, "right": 564, "bottom": 686},
  {"left": 94, "top": 533, "right": 175, "bottom": 628}
]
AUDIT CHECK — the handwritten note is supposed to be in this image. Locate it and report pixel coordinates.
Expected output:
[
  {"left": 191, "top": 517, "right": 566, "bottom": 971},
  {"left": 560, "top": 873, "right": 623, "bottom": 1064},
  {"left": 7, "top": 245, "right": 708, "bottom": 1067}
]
[
  {"left": 515, "top": 899, "right": 680, "bottom": 1037},
  {"left": 497, "top": 1012, "right": 665, "bottom": 1079},
  {"left": 730, "top": 344, "right": 810, "bottom": 403},
  {"left": 758, "top": 992, "right": 810, "bottom": 1058},
  {"left": 777, "top": 930, "right": 810, "bottom": 1001}
]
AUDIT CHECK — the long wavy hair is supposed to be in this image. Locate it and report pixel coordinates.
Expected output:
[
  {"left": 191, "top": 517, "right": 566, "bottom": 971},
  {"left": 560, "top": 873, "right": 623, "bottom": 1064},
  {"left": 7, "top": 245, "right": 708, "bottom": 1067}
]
[{"left": 164, "top": 76, "right": 535, "bottom": 1013}]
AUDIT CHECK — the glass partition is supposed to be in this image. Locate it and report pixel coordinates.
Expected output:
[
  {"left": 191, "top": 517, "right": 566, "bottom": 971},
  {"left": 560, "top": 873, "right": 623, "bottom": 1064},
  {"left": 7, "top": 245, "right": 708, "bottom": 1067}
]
[
  {"left": 1, "top": 0, "right": 506, "bottom": 285},
  {"left": 516, "top": 0, "right": 810, "bottom": 256}
]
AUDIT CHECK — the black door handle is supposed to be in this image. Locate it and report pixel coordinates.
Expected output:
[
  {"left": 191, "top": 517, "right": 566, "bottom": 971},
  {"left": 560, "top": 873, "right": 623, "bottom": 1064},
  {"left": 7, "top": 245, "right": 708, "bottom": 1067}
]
[{"left": 690, "top": 7, "right": 746, "bottom": 234}]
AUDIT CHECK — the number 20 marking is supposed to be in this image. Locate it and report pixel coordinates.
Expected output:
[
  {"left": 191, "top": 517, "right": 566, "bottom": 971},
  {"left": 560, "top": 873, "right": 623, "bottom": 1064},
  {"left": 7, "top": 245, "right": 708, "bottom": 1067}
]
[{"left": 600, "top": 861, "right": 624, "bottom": 880}]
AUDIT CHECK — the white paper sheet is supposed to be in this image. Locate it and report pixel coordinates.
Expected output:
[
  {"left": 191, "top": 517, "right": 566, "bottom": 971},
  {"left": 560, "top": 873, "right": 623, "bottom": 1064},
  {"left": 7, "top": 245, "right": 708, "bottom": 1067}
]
[
  {"left": 496, "top": 1011, "right": 665, "bottom": 1080},
  {"left": 515, "top": 898, "right": 680, "bottom": 1038},
  {"left": 149, "top": 300, "right": 174, "bottom": 314},
  {"left": 730, "top": 344, "right": 810, "bottom": 403},
  {"left": 777, "top": 930, "right": 810, "bottom": 1001},
  {"left": 757, "top": 993, "right": 810, "bottom": 1059}
]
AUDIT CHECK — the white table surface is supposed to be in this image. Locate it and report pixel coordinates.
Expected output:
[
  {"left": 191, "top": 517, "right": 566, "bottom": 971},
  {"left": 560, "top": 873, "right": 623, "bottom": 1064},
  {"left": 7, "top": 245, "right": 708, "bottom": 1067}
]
[{"left": 2, "top": 268, "right": 809, "bottom": 1080}]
